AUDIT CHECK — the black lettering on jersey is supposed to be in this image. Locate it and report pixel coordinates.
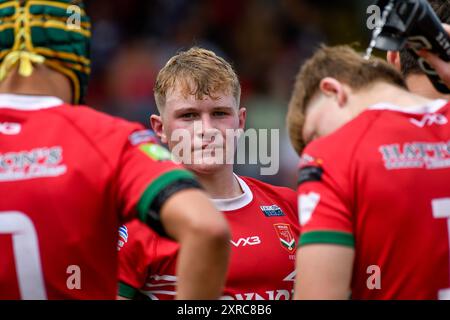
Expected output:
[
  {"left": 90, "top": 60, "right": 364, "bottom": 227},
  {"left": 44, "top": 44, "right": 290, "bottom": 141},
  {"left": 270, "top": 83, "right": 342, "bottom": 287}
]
[{"left": 298, "top": 166, "right": 323, "bottom": 186}]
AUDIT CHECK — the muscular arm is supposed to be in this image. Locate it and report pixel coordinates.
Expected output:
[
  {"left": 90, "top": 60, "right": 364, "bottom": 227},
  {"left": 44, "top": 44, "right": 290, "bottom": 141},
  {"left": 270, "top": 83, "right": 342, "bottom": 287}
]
[
  {"left": 160, "top": 189, "right": 231, "bottom": 300},
  {"left": 294, "top": 244, "right": 354, "bottom": 300}
]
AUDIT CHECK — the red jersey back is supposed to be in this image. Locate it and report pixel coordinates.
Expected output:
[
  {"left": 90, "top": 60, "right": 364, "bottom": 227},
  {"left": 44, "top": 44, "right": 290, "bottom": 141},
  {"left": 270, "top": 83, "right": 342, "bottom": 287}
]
[
  {"left": 297, "top": 99, "right": 450, "bottom": 299},
  {"left": 118, "top": 176, "right": 299, "bottom": 300},
  {"left": 0, "top": 95, "right": 195, "bottom": 299}
]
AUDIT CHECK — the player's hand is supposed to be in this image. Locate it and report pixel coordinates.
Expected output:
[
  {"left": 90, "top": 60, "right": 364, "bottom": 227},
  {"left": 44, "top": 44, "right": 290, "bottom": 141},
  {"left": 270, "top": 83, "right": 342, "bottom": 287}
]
[{"left": 417, "top": 23, "right": 450, "bottom": 87}]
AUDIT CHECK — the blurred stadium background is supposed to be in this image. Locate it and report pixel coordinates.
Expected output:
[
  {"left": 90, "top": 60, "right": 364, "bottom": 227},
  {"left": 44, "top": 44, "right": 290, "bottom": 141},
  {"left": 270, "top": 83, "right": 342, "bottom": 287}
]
[{"left": 84, "top": 0, "right": 375, "bottom": 188}]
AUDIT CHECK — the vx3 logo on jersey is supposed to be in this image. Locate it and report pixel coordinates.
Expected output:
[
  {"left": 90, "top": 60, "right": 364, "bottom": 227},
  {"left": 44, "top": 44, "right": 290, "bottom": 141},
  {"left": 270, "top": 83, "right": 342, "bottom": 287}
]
[
  {"left": 230, "top": 236, "right": 261, "bottom": 247},
  {"left": 410, "top": 114, "right": 448, "bottom": 128}
]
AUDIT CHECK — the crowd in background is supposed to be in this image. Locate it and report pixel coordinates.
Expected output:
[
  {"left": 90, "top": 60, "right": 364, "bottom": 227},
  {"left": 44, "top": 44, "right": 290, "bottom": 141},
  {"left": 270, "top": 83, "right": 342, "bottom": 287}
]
[{"left": 84, "top": 0, "right": 372, "bottom": 188}]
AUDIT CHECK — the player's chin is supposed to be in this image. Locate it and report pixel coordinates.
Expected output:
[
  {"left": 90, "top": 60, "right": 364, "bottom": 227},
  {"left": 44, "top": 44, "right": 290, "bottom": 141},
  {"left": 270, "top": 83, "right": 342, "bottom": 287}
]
[{"left": 186, "top": 161, "right": 226, "bottom": 175}]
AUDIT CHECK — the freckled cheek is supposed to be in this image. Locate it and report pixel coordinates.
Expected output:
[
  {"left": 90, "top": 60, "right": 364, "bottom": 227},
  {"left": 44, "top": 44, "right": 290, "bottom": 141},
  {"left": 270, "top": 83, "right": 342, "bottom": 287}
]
[
  {"left": 168, "top": 119, "right": 192, "bottom": 133},
  {"left": 166, "top": 121, "right": 196, "bottom": 148},
  {"left": 214, "top": 122, "right": 238, "bottom": 149},
  {"left": 214, "top": 118, "right": 239, "bottom": 134},
  {"left": 214, "top": 127, "right": 233, "bottom": 145}
]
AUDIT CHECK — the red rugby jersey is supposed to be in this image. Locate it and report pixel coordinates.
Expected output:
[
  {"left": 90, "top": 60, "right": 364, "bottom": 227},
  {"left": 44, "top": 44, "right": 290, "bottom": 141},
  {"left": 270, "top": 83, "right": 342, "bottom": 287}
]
[
  {"left": 118, "top": 176, "right": 299, "bottom": 300},
  {"left": 0, "top": 94, "right": 195, "bottom": 299},
  {"left": 297, "top": 99, "right": 450, "bottom": 299}
]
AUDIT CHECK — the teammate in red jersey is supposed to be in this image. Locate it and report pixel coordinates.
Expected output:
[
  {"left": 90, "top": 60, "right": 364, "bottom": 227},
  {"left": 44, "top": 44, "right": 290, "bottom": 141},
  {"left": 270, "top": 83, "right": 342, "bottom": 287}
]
[
  {"left": 0, "top": 0, "right": 230, "bottom": 300},
  {"left": 288, "top": 45, "right": 450, "bottom": 300},
  {"left": 117, "top": 47, "right": 299, "bottom": 300}
]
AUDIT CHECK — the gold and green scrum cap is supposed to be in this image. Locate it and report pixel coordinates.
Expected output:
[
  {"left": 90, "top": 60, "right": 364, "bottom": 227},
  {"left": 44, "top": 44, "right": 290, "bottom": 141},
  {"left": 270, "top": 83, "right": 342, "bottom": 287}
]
[{"left": 0, "top": 0, "right": 91, "bottom": 104}]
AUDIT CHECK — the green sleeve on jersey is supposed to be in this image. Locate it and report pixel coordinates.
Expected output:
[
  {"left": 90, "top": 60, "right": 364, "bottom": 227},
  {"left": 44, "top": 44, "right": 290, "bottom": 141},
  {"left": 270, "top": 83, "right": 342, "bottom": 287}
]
[
  {"left": 299, "top": 231, "right": 355, "bottom": 248},
  {"left": 137, "top": 169, "right": 196, "bottom": 222},
  {"left": 118, "top": 282, "right": 138, "bottom": 299}
]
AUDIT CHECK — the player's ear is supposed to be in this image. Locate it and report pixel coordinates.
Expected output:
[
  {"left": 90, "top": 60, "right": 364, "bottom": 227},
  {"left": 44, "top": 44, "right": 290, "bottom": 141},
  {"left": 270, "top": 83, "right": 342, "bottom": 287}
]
[
  {"left": 238, "top": 107, "right": 246, "bottom": 130},
  {"left": 387, "top": 51, "right": 401, "bottom": 71},
  {"left": 319, "top": 77, "right": 347, "bottom": 108},
  {"left": 150, "top": 114, "right": 167, "bottom": 144}
]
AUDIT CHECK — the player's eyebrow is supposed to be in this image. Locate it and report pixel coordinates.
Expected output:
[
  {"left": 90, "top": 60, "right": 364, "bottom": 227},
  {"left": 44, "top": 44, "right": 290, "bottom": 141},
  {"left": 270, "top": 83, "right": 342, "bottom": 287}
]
[
  {"left": 211, "top": 106, "right": 234, "bottom": 112},
  {"left": 173, "top": 107, "right": 200, "bottom": 116}
]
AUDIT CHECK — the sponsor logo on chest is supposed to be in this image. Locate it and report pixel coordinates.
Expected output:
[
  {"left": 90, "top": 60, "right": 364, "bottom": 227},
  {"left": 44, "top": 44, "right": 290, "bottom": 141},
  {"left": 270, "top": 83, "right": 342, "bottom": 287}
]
[
  {"left": 220, "top": 271, "right": 296, "bottom": 300},
  {"left": 230, "top": 236, "right": 261, "bottom": 247},
  {"left": 260, "top": 205, "right": 285, "bottom": 217}
]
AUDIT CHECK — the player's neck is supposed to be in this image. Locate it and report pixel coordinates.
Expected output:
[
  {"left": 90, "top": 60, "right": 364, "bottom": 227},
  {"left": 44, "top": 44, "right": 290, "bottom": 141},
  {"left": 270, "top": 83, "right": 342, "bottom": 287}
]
[
  {"left": 0, "top": 65, "right": 72, "bottom": 103},
  {"left": 354, "top": 82, "right": 435, "bottom": 113},
  {"left": 406, "top": 74, "right": 450, "bottom": 101},
  {"left": 194, "top": 166, "right": 243, "bottom": 199}
]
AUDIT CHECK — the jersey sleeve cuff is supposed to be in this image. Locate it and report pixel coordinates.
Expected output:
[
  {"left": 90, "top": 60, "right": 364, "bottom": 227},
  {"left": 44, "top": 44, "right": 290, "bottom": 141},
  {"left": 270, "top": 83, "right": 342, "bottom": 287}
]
[
  {"left": 118, "top": 282, "right": 138, "bottom": 299},
  {"left": 137, "top": 169, "right": 197, "bottom": 222},
  {"left": 137, "top": 169, "right": 202, "bottom": 237},
  {"left": 299, "top": 231, "right": 355, "bottom": 248}
]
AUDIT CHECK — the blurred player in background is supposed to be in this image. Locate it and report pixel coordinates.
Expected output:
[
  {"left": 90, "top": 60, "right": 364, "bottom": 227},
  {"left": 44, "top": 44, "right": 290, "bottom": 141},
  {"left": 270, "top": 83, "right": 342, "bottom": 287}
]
[
  {"left": 0, "top": 0, "right": 230, "bottom": 299},
  {"left": 288, "top": 46, "right": 450, "bottom": 299},
  {"left": 418, "top": 23, "right": 450, "bottom": 90},
  {"left": 387, "top": 0, "right": 450, "bottom": 100},
  {"left": 117, "top": 47, "right": 299, "bottom": 300}
]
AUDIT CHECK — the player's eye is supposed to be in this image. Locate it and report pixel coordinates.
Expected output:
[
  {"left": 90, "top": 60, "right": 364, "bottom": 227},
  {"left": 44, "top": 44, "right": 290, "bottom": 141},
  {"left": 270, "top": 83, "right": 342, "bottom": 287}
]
[
  {"left": 180, "top": 113, "right": 198, "bottom": 119},
  {"left": 212, "top": 111, "right": 228, "bottom": 117}
]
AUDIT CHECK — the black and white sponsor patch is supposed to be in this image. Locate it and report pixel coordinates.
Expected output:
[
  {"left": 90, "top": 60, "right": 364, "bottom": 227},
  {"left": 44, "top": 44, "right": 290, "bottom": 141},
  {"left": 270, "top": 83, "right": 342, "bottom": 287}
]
[{"left": 298, "top": 166, "right": 323, "bottom": 186}]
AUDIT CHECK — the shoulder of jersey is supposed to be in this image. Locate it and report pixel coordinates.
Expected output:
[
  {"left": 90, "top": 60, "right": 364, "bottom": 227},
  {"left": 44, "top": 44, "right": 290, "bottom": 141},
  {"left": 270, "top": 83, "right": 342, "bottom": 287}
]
[
  {"left": 123, "top": 219, "right": 162, "bottom": 245},
  {"left": 52, "top": 105, "right": 145, "bottom": 134},
  {"left": 239, "top": 176, "right": 297, "bottom": 209}
]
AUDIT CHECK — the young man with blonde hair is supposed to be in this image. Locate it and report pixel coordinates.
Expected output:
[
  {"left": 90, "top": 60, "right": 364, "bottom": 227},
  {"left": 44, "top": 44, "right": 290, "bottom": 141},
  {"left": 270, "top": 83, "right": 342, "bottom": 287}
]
[
  {"left": 117, "top": 47, "right": 299, "bottom": 300},
  {"left": 288, "top": 45, "right": 450, "bottom": 299}
]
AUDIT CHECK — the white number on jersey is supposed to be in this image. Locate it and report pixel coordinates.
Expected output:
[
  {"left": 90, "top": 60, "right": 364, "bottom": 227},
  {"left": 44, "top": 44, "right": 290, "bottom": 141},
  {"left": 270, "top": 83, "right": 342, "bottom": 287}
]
[
  {"left": 432, "top": 198, "right": 450, "bottom": 300},
  {"left": 0, "top": 211, "right": 47, "bottom": 299}
]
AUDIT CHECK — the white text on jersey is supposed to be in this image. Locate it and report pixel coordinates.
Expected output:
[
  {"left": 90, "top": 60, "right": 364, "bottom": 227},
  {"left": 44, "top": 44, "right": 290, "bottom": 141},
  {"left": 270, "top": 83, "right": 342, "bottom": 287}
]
[
  {"left": 410, "top": 114, "right": 448, "bottom": 128},
  {"left": 230, "top": 236, "right": 261, "bottom": 247}
]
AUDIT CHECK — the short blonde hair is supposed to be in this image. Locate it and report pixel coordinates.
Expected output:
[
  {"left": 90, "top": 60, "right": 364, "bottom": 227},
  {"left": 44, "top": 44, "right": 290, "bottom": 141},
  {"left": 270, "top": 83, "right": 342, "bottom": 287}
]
[
  {"left": 287, "top": 45, "right": 406, "bottom": 154},
  {"left": 154, "top": 47, "right": 241, "bottom": 111}
]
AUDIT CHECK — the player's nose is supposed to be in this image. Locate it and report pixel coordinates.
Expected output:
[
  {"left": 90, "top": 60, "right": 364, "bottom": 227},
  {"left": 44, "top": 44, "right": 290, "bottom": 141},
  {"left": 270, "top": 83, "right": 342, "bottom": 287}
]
[{"left": 201, "top": 114, "right": 214, "bottom": 131}]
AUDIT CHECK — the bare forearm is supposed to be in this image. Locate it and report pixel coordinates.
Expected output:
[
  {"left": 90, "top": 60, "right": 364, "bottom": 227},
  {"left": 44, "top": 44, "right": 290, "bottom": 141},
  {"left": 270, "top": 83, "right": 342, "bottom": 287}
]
[
  {"left": 176, "top": 231, "right": 230, "bottom": 299},
  {"left": 160, "top": 189, "right": 231, "bottom": 299},
  {"left": 294, "top": 245, "right": 354, "bottom": 300}
]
